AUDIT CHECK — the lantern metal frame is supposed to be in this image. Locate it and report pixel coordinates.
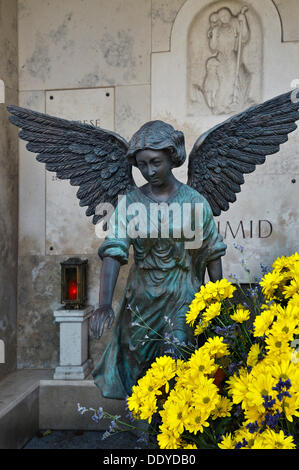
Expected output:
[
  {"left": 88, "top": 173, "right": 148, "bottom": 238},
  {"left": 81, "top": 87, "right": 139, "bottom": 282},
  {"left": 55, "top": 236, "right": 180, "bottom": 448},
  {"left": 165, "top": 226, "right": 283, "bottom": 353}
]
[{"left": 60, "top": 257, "right": 88, "bottom": 309}]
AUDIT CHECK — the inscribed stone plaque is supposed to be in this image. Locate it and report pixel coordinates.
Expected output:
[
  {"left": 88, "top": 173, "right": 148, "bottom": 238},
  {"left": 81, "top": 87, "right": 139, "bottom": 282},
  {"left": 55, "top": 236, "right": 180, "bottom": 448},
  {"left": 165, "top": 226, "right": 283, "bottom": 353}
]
[{"left": 45, "top": 87, "right": 114, "bottom": 255}]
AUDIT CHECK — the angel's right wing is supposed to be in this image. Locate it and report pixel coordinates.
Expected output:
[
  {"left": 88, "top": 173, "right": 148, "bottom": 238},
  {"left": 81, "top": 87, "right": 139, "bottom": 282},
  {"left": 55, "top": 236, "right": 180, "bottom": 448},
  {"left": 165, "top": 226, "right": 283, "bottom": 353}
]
[
  {"left": 7, "top": 105, "right": 136, "bottom": 224},
  {"left": 187, "top": 90, "right": 299, "bottom": 216}
]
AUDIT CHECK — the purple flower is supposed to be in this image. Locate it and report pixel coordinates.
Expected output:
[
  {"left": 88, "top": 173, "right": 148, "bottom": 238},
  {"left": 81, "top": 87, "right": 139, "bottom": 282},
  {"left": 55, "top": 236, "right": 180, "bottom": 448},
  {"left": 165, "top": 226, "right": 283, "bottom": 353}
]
[
  {"left": 235, "top": 438, "right": 248, "bottom": 449},
  {"left": 234, "top": 243, "right": 244, "bottom": 254},
  {"left": 246, "top": 421, "right": 259, "bottom": 434},
  {"left": 272, "top": 378, "right": 292, "bottom": 402},
  {"left": 262, "top": 410, "right": 282, "bottom": 429},
  {"left": 260, "top": 263, "right": 271, "bottom": 274},
  {"left": 262, "top": 395, "right": 276, "bottom": 409}
]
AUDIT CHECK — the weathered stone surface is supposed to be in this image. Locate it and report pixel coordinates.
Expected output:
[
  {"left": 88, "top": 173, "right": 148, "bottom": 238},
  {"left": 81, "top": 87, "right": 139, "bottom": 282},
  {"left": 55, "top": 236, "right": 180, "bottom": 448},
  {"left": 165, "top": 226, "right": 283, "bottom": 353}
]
[
  {"left": 115, "top": 84, "right": 151, "bottom": 141},
  {"left": 152, "top": 0, "right": 187, "bottom": 52},
  {"left": 18, "top": 91, "right": 46, "bottom": 257},
  {"left": 18, "top": 0, "right": 151, "bottom": 91},
  {"left": 17, "top": 253, "right": 133, "bottom": 369},
  {"left": 0, "top": 0, "right": 18, "bottom": 381},
  {"left": 45, "top": 87, "right": 115, "bottom": 255},
  {"left": 273, "top": 0, "right": 299, "bottom": 42},
  {"left": 39, "top": 380, "right": 127, "bottom": 431},
  {"left": 0, "top": 369, "right": 52, "bottom": 449}
]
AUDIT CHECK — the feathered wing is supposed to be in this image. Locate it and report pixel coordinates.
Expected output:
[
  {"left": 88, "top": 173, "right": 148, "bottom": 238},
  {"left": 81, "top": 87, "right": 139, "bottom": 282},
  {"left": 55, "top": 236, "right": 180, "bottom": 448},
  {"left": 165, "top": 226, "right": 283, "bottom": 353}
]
[
  {"left": 187, "top": 90, "right": 299, "bottom": 216},
  {"left": 7, "top": 105, "right": 136, "bottom": 224}
]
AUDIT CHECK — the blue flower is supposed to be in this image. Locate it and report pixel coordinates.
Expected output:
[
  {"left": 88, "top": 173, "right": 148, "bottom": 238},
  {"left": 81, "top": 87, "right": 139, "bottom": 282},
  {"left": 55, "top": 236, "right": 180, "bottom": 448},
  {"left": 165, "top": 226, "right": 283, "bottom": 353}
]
[
  {"left": 77, "top": 403, "right": 88, "bottom": 415},
  {"left": 235, "top": 438, "right": 248, "bottom": 449},
  {"left": 272, "top": 378, "right": 292, "bottom": 402},
  {"left": 262, "top": 410, "right": 282, "bottom": 429},
  {"left": 101, "top": 430, "right": 111, "bottom": 440},
  {"left": 91, "top": 413, "right": 100, "bottom": 423},
  {"left": 233, "top": 243, "right": 244, "bottom": 254},
  {"left": 260, "top": 263, "right": 271, "bottom": 274},
  {"left": 246, "top": 421, "right": 259, "bottom": 434},
  {"left": 262, "top": 395, "right": 276, "bottom": 409},
  {"left": 277, "top": 390, "right": 292, "bottom": 402}
]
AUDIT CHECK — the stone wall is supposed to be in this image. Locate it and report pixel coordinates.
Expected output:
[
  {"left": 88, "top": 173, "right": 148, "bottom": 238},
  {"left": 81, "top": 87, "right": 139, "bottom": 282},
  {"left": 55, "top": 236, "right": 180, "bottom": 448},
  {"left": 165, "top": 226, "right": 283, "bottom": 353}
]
[
  {"left": 0, "top": 0, "right": 18, "bottom": 381},
  {"left": 15, "top": 0, "right": 299, "bottom": 369}
]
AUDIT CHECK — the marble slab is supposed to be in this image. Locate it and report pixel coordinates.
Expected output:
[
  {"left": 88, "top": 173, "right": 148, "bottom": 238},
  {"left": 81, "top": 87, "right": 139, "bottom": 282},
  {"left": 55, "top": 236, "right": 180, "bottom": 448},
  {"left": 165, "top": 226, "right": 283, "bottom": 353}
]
[{"left": 45, "top": 87, "right": 114, "bottom": 255}]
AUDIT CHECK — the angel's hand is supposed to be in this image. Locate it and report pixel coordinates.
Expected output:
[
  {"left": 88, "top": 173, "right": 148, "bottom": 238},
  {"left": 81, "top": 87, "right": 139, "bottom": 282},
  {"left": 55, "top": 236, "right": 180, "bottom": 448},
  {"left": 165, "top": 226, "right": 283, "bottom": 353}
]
[{"left": 90, "top": 305, "right": 115, "bottom": 339}]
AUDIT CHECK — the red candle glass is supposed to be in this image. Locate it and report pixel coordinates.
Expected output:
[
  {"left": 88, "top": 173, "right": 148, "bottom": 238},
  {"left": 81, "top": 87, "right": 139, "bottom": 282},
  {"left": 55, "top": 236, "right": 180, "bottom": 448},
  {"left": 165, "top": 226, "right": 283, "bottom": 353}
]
[{"left": 68, "top": 280, "right": 78, "bottom": 300}]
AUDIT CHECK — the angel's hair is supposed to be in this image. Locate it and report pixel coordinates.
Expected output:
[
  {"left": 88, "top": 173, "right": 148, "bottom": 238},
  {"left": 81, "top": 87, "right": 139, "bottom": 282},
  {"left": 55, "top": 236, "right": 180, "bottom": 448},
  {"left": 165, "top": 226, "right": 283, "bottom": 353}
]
[{"left": 126, "top": 120, "right": 186, "bottom": 168}]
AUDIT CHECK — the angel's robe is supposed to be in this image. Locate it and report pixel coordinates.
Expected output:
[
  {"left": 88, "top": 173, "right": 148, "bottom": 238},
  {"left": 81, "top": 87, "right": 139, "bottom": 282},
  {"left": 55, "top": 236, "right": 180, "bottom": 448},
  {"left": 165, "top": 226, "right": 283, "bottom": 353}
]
[{"left": 92, "top": 183, "right": 226, "bottom": 399}]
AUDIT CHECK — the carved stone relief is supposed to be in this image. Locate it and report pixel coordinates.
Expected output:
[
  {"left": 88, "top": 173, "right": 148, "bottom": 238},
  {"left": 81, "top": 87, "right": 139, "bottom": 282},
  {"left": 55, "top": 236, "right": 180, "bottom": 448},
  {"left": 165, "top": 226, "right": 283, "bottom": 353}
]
[{"left": 188, "top": 1, "right": 262, "bottom": 116}]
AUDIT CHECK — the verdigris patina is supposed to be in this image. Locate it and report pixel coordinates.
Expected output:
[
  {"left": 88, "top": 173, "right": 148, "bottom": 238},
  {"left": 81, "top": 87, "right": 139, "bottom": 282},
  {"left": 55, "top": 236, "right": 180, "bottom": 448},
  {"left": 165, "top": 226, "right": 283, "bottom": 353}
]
[{"left": 7, "top": 89, "right": 299, "bottom": 398}]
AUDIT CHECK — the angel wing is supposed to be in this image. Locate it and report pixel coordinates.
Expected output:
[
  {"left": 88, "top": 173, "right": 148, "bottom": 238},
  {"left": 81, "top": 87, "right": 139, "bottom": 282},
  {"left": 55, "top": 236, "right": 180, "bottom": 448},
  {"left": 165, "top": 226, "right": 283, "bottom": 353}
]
[
  {"left": 7, "top": 105, "right": 136, "bottom": 224},
  {"left": 187, "top": 90, "right": 299, "bottom": 216}
]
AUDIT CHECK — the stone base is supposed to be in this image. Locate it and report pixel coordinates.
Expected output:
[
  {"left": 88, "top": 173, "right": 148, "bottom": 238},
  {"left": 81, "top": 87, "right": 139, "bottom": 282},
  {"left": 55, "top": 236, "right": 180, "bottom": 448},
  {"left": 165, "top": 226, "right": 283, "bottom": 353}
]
[
  {"left": 53, "top": 359, "right": 93, "bottom": 380},
  {"left": 0, "top": 369, "right": 53, "bottom": 449},
  {"left": 39, "top": 379, "right": 128, "bottom": 431}
]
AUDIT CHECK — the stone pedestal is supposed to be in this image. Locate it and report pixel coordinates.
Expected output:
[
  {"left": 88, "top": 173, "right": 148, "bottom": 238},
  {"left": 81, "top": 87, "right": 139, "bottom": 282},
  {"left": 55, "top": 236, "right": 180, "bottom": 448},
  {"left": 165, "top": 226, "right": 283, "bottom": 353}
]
[{"left": 53, "top": 306, "right": 94, "bottom": 380}]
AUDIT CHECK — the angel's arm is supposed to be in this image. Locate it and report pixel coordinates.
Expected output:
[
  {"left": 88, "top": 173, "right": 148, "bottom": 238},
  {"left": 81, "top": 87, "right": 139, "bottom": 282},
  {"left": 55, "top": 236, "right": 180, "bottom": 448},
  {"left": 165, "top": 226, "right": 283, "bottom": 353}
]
[
  {"left": 207, "top": 258, "right": 223, "bottom": 282},
  {"left": 99, "top": 257, "right": 121, "bottom": 306},
  {"left": 90, "top": 256, "right": 121, "bottom": 339}
]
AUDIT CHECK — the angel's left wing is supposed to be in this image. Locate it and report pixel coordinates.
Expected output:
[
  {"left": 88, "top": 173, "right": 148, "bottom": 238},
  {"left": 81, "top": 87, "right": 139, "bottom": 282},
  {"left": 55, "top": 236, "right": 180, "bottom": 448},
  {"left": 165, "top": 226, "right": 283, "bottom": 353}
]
[{"left": 187, "top": 90, "right": 299, "bottom": 216}]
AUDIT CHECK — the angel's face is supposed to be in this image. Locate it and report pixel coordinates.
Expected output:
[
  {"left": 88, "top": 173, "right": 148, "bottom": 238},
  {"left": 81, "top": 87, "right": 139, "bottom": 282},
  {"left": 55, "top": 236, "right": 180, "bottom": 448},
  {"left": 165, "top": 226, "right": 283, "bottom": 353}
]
[{"left": 135, "top": 149, "right": 173, "bottom": 187}]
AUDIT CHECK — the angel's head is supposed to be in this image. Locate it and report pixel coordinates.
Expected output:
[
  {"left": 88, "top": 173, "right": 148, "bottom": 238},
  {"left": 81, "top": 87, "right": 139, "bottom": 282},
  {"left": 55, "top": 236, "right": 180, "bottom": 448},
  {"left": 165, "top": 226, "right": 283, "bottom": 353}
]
[{"left": 126, "top": 120, "right": 186, "bottom": 170}]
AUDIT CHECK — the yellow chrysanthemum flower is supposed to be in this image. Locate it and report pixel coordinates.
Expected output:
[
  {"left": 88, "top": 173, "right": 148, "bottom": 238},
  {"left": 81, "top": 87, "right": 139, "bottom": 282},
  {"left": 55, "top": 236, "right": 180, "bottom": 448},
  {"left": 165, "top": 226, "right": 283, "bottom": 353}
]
[
  {"left": 194, "top": 321, "right": 210, "bottom": 336},
  {"left": 137, "top": 373, "right": 163, "bottom": 396},
  {"left": 188, "top": 349, "right": 217, "bottom": 376},
  {"left": 181, "top": 441, "right": 198, "bottom": 449},
  {"left": 186, "top": 299, "right": 205, "bottom": 326},
  {"left": 157, "top": 424, "right": 182, "bottom": 449},
  {"left": 227, "top": 368, "right": 250, "bottom": 406},
  {"left": 260, "top": 270, "right": 284, "bottom": 300},
  {"left": 127, "top": 384, "right": 144, "bottom": 416},
  {"left": 282, "top": 394, "right": 299, "bottom": 422},
  {"left": 247, "top": 343, "right": 262, "bottom": 368},
  {"left": 202, "top": 301, "right": 222, "bottom": 323},
  {"left": 230, "top": 304, "right": 250, "bottom": 323},
  {"left": 160, "top": 401, "right": 189, "bottom": 435},
  {"left": 234, "top": 427, "right": 256, "bottom": 448},
  {"left": 288, "top": 252, "right": 299, "bottom": 264},
  {"left": 246, "top": 372, "right": 277, "bottom": 412},
  {"left": 286, "top": 300, "right": 299, "bottom": 321},
  {"left": 272, "top": 255, "right": 293, "bottom": 273},
  {"left": 283, "top": 278, "right": 299, "bottom": 299},
  {"left": 253, "top": 307, "right": 275, "bottom": 337},
  {"left": 218, "top": 433, "right": 235, "bottom": 449},
  {"left": 192, "top": 376, "right": 220, "bottom": 413},
  {"left": 184, "top": 407, "right": 210, "bottom": 434},
  {"left": 127, "top": 385, "right": 158, "bottom": 423},
  {"left": 211, "top": 396, "right": 233, "bottom": 420},
  {"left": 200, "top": 336, "right": 230, "bottom": 358},
  {"left": 150, "top": 355, "right": 177, "bottom": 392},
  {"left": 265, "top": 334, "right": 291, "bottom": 357},
  {"left": 252, "top": 429, "right": 296, "bottom": 449},
  {"left": 269, "top": 316, "right": 298, "bottom": 343}
]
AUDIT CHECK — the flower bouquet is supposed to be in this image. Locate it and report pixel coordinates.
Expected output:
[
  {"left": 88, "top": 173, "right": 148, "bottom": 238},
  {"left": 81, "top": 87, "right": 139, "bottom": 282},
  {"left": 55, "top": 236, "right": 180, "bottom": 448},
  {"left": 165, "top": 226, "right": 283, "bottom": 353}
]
[{"left": 125, "top": 253, "right": 299, "bottom": 449}]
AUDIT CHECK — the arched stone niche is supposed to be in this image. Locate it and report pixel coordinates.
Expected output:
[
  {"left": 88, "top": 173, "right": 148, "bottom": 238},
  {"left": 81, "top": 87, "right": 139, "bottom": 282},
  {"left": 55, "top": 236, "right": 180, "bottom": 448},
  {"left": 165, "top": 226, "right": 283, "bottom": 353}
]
[
  {"left": 152, "top": 0, "right": 299, "bottom": 142},
  {"left": 187, "top": 1, "right": 262, "bottom": 117}
]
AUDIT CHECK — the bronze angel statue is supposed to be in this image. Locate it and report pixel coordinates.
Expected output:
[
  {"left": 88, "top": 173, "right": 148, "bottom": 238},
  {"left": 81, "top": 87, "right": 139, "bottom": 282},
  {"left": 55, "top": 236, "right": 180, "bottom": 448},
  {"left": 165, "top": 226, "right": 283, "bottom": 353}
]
[{"left": 7, "top": 90, "right": 299, "bottom": 399}]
